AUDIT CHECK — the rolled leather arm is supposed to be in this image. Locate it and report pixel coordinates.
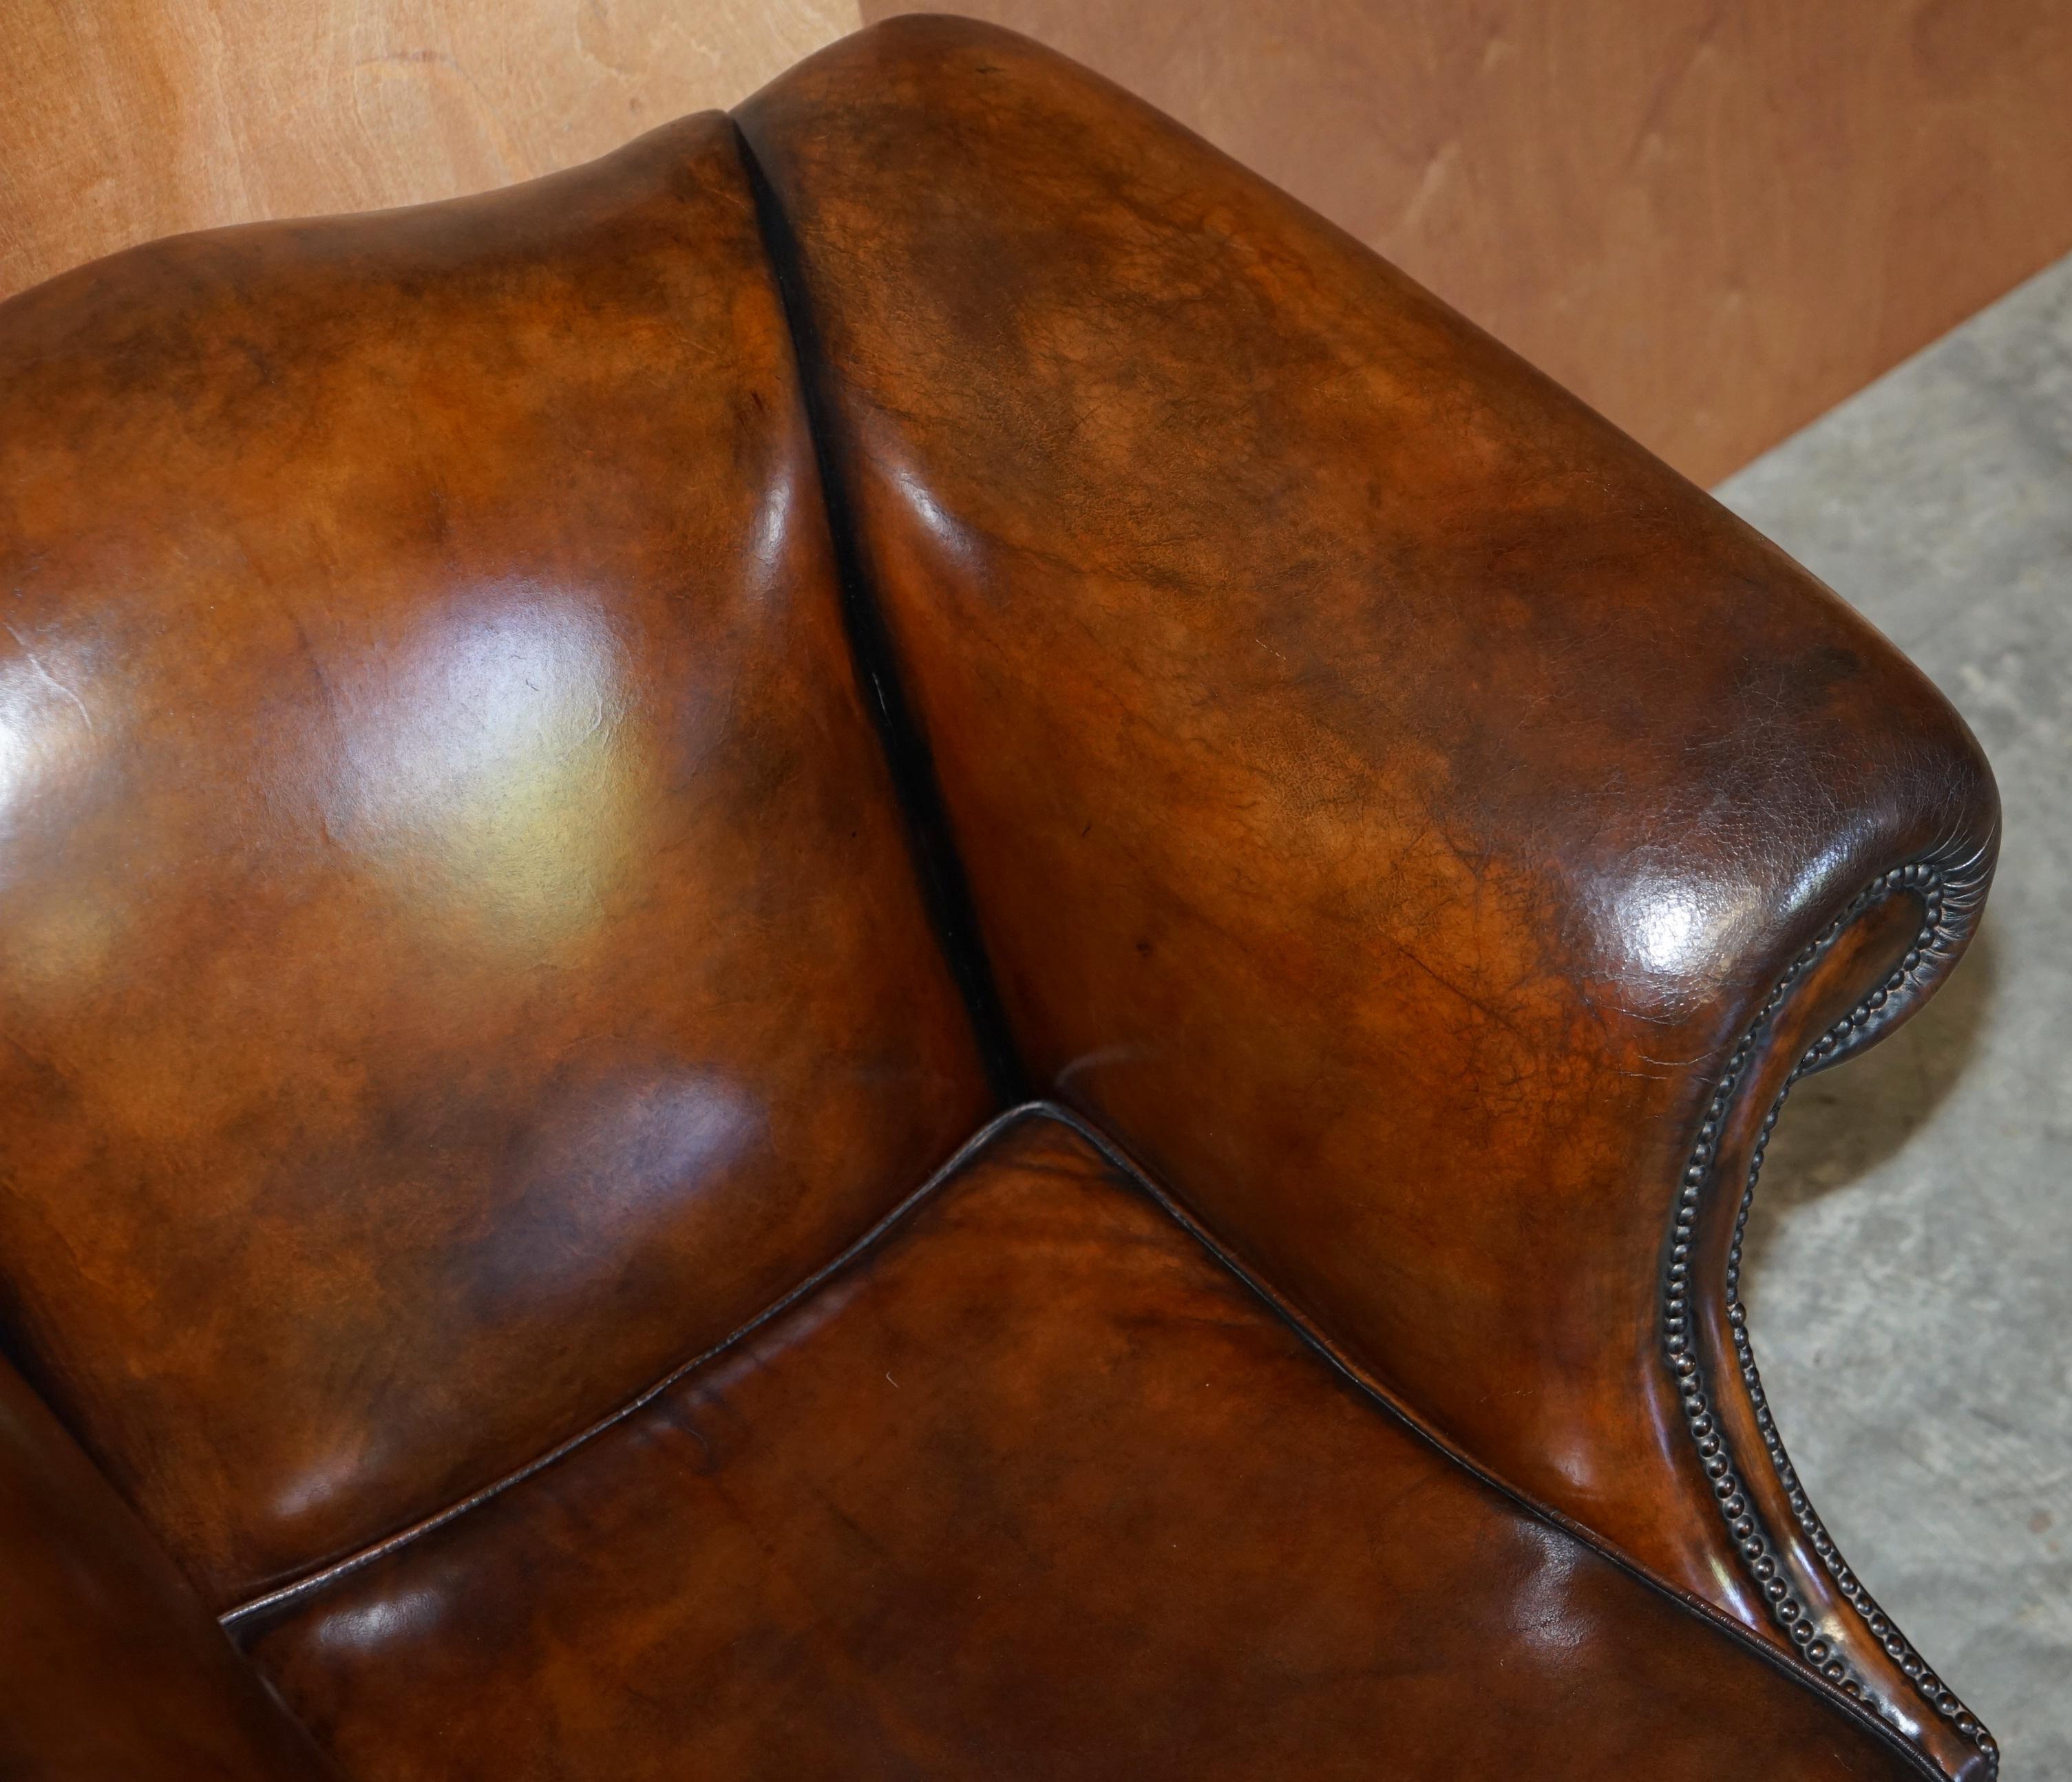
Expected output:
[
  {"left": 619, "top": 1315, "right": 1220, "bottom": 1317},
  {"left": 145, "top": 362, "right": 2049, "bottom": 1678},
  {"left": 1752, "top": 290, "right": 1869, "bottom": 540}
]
[
  {"left": 738, "top": 21, "right": 1998, "bottom": 1779},
  {"left": 0, "top": 1355, "right": 334, "bottom": 1776}
]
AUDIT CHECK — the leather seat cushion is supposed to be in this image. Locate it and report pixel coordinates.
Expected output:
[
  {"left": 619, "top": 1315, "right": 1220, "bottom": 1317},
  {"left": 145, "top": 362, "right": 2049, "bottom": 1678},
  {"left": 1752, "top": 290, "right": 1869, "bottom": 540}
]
[{"left": 240, "top": 1112, "right": 1914, "bottom": 1781}]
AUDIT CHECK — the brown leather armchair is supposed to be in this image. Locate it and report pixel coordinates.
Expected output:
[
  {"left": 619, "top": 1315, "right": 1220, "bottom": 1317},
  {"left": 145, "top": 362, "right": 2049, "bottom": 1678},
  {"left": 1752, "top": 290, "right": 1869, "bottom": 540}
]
[{"left": 0, "top": 17, "right": 2000, "bottom": 1780}]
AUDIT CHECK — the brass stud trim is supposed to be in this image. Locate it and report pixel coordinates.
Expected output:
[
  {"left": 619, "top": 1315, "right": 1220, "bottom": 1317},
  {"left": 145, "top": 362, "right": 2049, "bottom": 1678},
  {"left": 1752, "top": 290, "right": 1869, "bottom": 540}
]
[{"left": 1662, "top": 848, "right": 1998, "bottom": 1775}]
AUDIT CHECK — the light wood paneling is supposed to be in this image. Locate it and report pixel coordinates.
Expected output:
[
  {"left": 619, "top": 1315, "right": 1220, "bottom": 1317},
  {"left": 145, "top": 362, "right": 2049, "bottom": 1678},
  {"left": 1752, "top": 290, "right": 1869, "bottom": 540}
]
[
  {"left": 866, "top": 0, "right": 2072, "bottom": 482},
  {"left": 0, "top": 0, "right": 860, "bottom": 299},
  {"left": 8, "top": 3, "right": 2072, "bottom": 481}
]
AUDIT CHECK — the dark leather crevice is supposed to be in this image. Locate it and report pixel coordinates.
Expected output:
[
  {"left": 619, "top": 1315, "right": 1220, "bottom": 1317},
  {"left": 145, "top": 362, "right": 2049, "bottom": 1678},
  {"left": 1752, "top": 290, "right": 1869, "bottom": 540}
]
[{"left": 730, "top": 118, "right": 1027, "bottom": 1107}]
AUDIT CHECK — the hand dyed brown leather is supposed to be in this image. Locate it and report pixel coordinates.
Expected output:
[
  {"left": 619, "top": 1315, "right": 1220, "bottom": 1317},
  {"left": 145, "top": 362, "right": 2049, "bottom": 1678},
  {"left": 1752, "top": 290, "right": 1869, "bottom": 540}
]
[{"left": 0, "top": 17, "right": 2000, "bottom": 1781}]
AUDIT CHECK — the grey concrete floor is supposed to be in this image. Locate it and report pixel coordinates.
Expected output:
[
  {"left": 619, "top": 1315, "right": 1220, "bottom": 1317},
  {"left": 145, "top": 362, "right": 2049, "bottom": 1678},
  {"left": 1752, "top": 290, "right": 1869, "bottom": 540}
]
[{"left": 1716, "top": 253, "right": 2072, "bottom": 1776}]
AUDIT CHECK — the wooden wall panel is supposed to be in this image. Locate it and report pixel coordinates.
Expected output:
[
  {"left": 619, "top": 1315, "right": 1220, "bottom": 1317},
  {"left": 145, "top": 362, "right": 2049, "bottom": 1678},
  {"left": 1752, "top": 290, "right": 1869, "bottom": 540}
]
[
  {"left": 6, "top": 2, "right": 2072, "bottom": 482},
  {"left": 0, "top": 0, "right": 860, "bottom": 300}
]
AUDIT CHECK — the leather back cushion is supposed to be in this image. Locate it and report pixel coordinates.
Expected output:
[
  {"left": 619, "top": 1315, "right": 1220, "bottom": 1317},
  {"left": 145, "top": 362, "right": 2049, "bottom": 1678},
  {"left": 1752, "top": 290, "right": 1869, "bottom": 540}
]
[{"left": 0, "top": 113, "right": 990, "bottom": 1607}]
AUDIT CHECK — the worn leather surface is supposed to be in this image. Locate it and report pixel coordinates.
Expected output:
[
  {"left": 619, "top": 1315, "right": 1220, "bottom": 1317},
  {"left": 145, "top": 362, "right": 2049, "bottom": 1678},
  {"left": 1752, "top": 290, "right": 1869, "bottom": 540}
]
[
  {"left": 0, "top": 109, "right": 991, "bottom": 1609},
  {"left": 242, "top": 1112, "right": 1922, "bottom": 1781},
  {"left": 0, "top": 18, "right": 1998, "bottom": 1779},
  {"left": 737, "top": 16, "right": 1998, "bottom": 1697},
  {"left": 0, "top": 1350, "right": 335, "bottom": 1778}
]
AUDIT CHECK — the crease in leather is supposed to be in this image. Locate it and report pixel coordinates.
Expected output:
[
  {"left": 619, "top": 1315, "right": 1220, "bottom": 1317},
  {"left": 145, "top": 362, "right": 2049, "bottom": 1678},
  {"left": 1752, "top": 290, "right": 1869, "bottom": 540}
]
[
  {"left": 728, "top": 116, "right": 1026, "bottom": 1108},
  {"left": 222, "top": 1092, "right": 1939, "bottom": 1782}
]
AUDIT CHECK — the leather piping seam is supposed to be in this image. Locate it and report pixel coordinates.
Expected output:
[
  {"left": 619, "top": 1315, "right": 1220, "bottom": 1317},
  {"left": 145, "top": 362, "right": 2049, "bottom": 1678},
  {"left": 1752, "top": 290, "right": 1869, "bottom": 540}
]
[
  {"left": 1040, "top": 1103, "right": 1952, "bottom": 1782},
  {"left": 217, "top": 1104, "right": 1036, "bottom": 1631},
  {"left": 1661, "top": 841, "right": 1998, "bottom": 1776},
  {"left": 729, "top": 115, "right": 1028, "bottom": 1107}
]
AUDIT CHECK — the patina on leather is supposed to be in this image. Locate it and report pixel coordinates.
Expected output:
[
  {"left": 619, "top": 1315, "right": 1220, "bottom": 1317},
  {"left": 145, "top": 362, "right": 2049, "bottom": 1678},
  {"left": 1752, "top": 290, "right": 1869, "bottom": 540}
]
[{"left": 0, "top": 17, "right": 1996, "bottom": 1781}]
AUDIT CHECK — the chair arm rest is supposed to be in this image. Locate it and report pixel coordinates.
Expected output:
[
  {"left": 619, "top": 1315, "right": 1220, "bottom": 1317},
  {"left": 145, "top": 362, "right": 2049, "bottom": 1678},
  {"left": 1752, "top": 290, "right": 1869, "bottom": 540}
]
[
  {"left": 739, "top": 21, "right": 1998, "bottom": 1778},
  {"left": 0, "top": 1355, "right": 334, "bottom": 1776}
]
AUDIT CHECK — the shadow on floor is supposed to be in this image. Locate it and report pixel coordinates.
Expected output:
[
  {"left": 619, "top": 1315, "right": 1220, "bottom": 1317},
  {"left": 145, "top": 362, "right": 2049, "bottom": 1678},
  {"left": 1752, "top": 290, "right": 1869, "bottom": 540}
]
[{"left": 1740, "top": 919, "right": 2001, "bottom": 1273}]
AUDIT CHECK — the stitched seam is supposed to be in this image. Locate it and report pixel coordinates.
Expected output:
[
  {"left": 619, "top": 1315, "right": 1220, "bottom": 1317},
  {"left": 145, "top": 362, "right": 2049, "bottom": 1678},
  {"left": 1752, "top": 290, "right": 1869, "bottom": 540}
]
[
  {"left": 218, "top": 1103, "right": 1048, "bottom": 1631},
  {"left": 1662, "top": 843, "right": 1998, "bottom": 1776},
  {"left": 729, "top": 116, "right": 1026, "bottom": 1107}
]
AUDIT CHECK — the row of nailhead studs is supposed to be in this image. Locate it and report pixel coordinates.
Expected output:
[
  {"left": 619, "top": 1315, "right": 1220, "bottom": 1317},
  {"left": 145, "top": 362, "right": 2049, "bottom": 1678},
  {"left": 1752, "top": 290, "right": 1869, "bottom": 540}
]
[
  {"left": 1664, "top": 862, "right": 1997, "bottom": 1774},
  {"left": 1724, "top": 867, "right": 1997, "bottom": 1770},
  {"left": 1663, "top": 897, "right": 1872, "bottom": 1693}
]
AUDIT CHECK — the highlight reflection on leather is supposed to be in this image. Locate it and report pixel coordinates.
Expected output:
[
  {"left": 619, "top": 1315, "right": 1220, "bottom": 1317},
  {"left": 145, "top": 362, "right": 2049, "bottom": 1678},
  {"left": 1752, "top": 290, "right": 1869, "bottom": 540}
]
[
  {"left": 0, "top": 17, "right": 1998, "bottom": 1782},
  {"left": 0, "top": 110, "right": 991, "bottom": 1608}
]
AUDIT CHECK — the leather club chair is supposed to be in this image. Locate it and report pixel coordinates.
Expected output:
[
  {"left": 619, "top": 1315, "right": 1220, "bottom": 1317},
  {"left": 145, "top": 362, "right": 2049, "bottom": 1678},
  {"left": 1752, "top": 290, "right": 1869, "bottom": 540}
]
[{"left": 0, "top": 17, "right": 2000, "bottom": 1779}]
